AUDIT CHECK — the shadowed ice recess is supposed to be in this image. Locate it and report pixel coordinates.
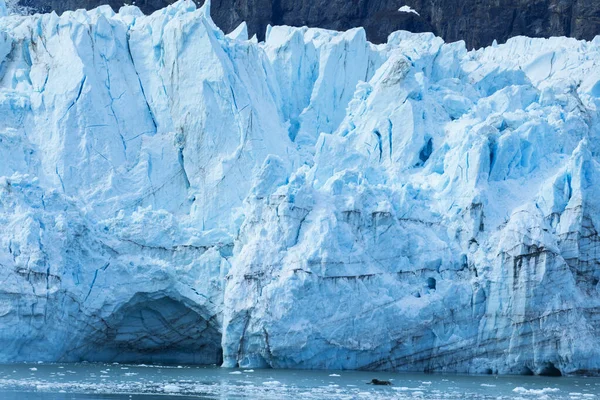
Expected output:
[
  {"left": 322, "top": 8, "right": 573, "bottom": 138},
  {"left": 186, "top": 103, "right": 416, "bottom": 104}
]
[{"left": 1, "top": 0, "right": 600, "bottom": 376}]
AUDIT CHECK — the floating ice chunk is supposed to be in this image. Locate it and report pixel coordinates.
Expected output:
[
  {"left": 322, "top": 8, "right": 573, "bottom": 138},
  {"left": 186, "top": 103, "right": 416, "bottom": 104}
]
[
  {"left": 513, "top": 387, "right": 560, "bottom": 394},
  {"left": 163, "top": 384, "right": 181, "bottom": 393},
  {"left": 263, "top": 380, "right": 282, "bottom": 386}
]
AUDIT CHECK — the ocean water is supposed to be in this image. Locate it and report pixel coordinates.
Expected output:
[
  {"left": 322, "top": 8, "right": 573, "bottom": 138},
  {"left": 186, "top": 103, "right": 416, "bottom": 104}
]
[{"left": 0, "top": 363, "right": 598, "bottom": 399}]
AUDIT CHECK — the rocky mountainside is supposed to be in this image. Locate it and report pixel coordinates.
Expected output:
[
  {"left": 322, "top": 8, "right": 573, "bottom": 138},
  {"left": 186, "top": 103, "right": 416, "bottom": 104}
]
[{"left": 9, "top": 0, "right": 600, "bottom": 48}]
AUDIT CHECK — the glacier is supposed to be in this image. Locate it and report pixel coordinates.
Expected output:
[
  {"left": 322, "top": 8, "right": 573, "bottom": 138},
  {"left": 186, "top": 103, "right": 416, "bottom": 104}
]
[{"left": 1, "top": 0, "right": 600, "bottom": 376}]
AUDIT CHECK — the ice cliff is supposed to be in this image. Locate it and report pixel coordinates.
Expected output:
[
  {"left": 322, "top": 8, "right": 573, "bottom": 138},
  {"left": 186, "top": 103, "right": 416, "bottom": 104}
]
[{"left": 1, "top": 0, "right": 600, "bottom": 375}]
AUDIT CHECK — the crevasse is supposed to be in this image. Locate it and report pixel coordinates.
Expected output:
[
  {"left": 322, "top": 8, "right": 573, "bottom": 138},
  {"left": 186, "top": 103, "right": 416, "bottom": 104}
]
[{"left": 1, "top": 0, "right": 600, "bottom": 375}]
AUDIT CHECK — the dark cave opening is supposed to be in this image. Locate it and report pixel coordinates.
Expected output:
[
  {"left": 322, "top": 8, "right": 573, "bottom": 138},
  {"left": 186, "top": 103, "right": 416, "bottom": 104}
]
[
  {"left": 82, "top": 294, "right": 222, "bottom": 365},
  {"left": 521, "top": 366, "right": 535, "bottom": 376},
  {"left": 539, "top": 363, "right": 562, "bottom": 377}
]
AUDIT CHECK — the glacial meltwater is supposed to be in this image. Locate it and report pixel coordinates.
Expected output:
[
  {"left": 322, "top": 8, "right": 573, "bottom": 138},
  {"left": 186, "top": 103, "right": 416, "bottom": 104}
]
[{"left": 0, "top": 364, "right": 598, "bottom": 399}]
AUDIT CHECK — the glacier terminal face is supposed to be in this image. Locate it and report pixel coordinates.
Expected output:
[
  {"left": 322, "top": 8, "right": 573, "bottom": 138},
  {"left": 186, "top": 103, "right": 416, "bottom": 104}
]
[{"left": 1, "top": 0, "right": 600, "bottom": 375}]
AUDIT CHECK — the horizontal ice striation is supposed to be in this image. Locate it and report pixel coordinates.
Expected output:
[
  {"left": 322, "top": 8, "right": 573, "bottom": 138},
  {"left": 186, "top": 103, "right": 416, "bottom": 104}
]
[{"left": 1, "top": 0, "right": 600, "bottom": 375}]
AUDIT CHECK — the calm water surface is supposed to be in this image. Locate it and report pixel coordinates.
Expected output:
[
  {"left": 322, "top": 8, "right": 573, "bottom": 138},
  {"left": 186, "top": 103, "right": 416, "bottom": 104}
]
[{"left": 0, "top": 363, "right": 598, "bottom": 399}]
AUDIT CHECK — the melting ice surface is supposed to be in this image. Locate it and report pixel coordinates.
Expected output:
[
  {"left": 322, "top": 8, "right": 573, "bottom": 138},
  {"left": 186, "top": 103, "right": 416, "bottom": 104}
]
[
  {"left": 2, "top": 0, "right": 600, "bottom": 376},
  {"left": 0, "top": 364, "right": 599, "bottom": 399}
]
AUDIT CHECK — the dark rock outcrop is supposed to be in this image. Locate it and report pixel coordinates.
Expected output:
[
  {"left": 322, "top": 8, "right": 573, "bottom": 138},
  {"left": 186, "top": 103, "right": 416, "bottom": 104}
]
[{"left": 15, "top": 0, "right": 600, "bottom": 48}]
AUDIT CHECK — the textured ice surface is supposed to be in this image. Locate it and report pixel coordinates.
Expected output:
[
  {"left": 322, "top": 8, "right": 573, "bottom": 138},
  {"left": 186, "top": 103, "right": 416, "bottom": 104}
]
[{"left": 1, "top": 0, "right": 600, "bottom": 374}]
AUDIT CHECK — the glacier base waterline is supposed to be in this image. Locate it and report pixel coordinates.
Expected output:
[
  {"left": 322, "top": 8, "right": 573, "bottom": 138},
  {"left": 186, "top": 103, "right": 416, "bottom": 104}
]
[{"left": 1, "top": 0, "right": 600, "bottom": 375}]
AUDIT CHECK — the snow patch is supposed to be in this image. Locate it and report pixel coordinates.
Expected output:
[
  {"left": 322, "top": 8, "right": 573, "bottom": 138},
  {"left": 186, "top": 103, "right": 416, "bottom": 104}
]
[{"left": 398, "top": 5, "right": 419, "bottom": 16}]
